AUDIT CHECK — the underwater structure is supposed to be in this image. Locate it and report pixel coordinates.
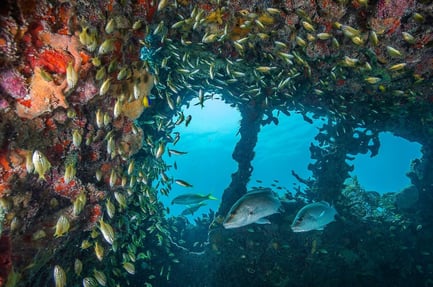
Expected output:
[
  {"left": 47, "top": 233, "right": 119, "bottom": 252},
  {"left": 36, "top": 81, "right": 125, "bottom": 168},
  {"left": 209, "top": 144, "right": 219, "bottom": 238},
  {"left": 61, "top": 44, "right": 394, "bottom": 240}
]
[{"left": 0, "top": 0, "right": 433, "bottom": 286}]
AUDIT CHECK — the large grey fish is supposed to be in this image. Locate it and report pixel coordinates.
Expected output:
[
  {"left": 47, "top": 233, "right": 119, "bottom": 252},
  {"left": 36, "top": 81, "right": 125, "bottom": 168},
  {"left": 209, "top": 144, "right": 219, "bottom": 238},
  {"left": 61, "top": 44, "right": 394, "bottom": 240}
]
[
  {"left": 291, "top": 201, "right": 337, "bottom": 232},
  {"left": 171, "top": 193, "right": 217, "bottom": 205},
  {"left": 223, "top": 188, "right": 281, "bottom": 229}
]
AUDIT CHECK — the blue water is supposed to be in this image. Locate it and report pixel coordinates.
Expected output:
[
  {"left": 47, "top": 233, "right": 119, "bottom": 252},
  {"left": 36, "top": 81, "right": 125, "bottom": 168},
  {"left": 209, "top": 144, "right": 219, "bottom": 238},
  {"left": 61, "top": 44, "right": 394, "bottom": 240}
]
[
  {"left": 248, "top": 111, "right": 325, "bottom": 194},
  {"left": 350, "top": 132, "right": 422, "bottom": 192},
  {"left": 162, "top": 97, "right": 422, "bottom": 218},
  {"left": 161, "top": 97, "right": 240, "bottom": 218}
]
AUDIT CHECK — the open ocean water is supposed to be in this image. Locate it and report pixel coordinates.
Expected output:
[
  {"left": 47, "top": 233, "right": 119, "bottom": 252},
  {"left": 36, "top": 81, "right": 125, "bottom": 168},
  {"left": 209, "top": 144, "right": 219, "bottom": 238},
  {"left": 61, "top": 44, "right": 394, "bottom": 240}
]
[{"left": 163, "top": 96, "right": 421, "bottom": 220}]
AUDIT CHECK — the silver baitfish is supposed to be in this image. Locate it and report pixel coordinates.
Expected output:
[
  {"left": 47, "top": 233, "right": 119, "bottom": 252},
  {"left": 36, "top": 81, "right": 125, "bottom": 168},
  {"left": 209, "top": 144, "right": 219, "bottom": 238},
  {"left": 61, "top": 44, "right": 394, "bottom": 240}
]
[
  {"left": 123, "top": 262, "right": 135, "bottom": 275},
  {"left": 53, "top": 265, "right": 66, "bottom": 287},
  {"left": 54, "top": 215, "right": 70, "bottom": 237},
  {"left": 174, "top": 179, "right": 193, "bottom": 188},
  {"left": 105, "top": 198, "right": 115, "bottom": 219},
  {"left": 99, "top": 218, "right": 115, "bottom": 245},
  {"left": 291, "top": 201, "right": 337, "bottom": 232},
  {"left": 32, "top": 150, "right": 51, "bottom": 181},
  {"left": 167, "top": 148, "right": 188, "bottom": 156},
  {"left": 66, "top": 62, "right": 78, "bottom": 90},
  {"left": 74, "top": 258, "right": 83, "bottom": 276},
  {"left": 223, "top": 188, "right": 281, "bottom": 229}
]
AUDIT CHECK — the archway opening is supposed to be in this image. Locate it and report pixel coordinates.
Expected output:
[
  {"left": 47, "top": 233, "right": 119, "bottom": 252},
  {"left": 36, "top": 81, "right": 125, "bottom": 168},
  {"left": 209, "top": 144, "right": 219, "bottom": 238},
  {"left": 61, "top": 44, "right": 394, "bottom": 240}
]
[
  {"left": 161, "top": 94, "right": 241, "bottom": 219},
  {"left": 349, "top": 132, "right": 422, "bottom": 193},
  {"left": 248, "top": 112, "right": 325, "bottom": 194}
]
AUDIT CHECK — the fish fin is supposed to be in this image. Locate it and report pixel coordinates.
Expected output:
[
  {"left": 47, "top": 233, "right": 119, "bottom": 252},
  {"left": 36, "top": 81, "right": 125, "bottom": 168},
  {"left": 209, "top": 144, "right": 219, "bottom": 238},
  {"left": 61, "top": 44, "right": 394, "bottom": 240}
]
[
  {"left": 280, "top": 199, "right": 296, "bottom": 204},
  {"left": 278, "top": 205, "right": 285, "bottom": 213},
  {"left": 255, "top": 218, "right": 271, "bottom": 225}
]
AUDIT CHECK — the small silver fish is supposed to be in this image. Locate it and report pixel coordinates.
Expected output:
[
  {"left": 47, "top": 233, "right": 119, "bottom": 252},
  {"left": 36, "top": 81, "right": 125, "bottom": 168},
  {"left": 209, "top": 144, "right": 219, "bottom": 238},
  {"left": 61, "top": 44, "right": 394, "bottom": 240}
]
[
  {"left": 32, "top": 150, "right": 51, "bottom": 181},
  {"left": 185, "top": 115, "right": 192, "bottom": 127},
  {"left": 99, "top": 218, "right": 115, "bottom": 245},
  {"left": 66, "top": 62, "right": 78, "bottom": 90},
  {"left": 54, "top": 215, "right": 70, "bottom": 237},
  {"left": 74, "top": 258, "right": 83, "bottom": 276},
  {"left": 53, "top": 265, "right": 66, "bottom": 287},
  {"left": 171, "top": 193, "right": 217, "bottom": 205},
  {"left": 175, "top": 179, "right": 193, "bottom": 188},
  {"left": 223, "top": 188, "right": 281, "bottom": 229},
  {"left": 167, "top": 148, "right": 188, "bottom": 156},
  {"left": 291, "top": 201, "right": 337, "bottom": 232},
  {"left": 155, "top": 142, "right": 165, "bottom": 159}
]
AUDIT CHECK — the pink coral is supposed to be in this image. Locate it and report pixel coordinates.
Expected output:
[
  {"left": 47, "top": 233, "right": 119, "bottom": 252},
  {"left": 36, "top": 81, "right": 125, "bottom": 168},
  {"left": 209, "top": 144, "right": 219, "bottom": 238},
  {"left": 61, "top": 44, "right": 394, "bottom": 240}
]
[
  {"left": 0, "top": 16, "right": 19, "bottom": 63},
  {"left": 69, "top": 77, "right": 98, "bottom": 104},
  {"left": 0, "top": 98, "right": 10, "bottom": 110},
  {"left": 376, "top": 0, "right": 415, "bottom": 19},
  {"left": 0, "top": 69, "right": 28, "bottom": 99}
]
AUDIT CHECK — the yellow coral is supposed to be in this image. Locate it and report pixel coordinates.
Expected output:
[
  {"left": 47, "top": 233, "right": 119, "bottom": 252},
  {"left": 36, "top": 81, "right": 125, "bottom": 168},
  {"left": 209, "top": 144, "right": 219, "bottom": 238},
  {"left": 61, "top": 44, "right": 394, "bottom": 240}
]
[
  {"left": 230, "top": 18, "right": 251, "bottom": 40},
  {"left": 206, "top": 9, "right": 223, "bottom": 25},
  {"left": 122, "top": 71, "right": 154, "bottom": 120}
]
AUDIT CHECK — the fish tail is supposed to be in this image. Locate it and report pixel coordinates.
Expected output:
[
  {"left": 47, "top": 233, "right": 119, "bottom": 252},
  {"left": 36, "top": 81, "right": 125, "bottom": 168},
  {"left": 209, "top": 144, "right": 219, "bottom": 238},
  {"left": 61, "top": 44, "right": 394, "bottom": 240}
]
[
  {"left": 207, "top": 194, "right": 218, "bottom": 200},
  {"left": 142, "top": 95, "right": 151, "bottom": 108}
]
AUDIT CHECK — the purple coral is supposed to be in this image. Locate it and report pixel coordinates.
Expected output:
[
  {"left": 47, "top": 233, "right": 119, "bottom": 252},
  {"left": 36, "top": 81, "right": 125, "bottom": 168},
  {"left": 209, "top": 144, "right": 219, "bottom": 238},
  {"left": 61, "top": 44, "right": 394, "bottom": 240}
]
[
  {"left": 0, "top": 68, "right": 28, "bottom": 99},
  {"left": 0, "top": 97, "right": 9, "bottom": 110},
  {"left": 376, "top": 0, "right": 415, "bottom": 19},
  {"left": 69, "top": 77, "right": 98, "bottom": 104}
]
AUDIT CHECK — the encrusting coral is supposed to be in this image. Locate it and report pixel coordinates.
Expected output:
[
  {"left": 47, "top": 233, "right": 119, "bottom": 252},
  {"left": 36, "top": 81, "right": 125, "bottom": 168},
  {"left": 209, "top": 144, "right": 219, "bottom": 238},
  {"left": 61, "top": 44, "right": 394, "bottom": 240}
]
[
  {"left": 121, "top": 70, "right": 154, "bottom": 120},
  {"left": 15, "top": 67, "right": 68, "bottom": 119},
  {"left": 16, "top": 27, "right": 84, "bottom": 119}
]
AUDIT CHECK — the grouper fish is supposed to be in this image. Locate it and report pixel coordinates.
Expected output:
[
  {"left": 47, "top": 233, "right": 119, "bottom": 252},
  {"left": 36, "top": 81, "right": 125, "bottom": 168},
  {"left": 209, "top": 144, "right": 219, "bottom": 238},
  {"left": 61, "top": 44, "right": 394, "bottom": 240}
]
[
  {"left": 291, "top": 201, "right": 337, "bottom": 232},
  {"left": 223, "top": 188, "right": 281, "bottom": 229}
]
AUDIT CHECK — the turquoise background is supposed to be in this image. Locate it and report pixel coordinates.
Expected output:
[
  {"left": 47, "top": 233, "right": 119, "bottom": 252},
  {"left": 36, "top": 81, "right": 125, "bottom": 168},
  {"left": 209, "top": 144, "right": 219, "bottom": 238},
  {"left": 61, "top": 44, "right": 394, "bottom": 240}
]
[{"left": 161, "top": 96, "right": 422, "bottom": 219}]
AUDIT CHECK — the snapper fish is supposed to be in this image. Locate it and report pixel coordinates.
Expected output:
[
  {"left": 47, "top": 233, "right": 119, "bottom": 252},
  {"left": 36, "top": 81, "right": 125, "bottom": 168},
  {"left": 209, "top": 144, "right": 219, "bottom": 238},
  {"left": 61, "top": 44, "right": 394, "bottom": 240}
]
[
  {"left": 171, "top": 193, "right": 217, "bottom": 205},
  {"left": 181, "top": 202, "right": 207, "bottom": 216},
  {"left": 223, "top": 188, "right": 281, "bottom": 229},
  {"left": 291, "top": 201, "right": 337, "bottom": 232}
]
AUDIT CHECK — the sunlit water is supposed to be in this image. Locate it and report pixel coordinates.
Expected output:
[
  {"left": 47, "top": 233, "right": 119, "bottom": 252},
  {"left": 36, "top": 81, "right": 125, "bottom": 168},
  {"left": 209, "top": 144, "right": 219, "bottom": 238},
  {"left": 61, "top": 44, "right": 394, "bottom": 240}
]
[
  {"left": 162, "top": 97, "right": 422, "bottom": 219},
  {"left": 161, "top": 96, "right": 241, "bottom": 218}
]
